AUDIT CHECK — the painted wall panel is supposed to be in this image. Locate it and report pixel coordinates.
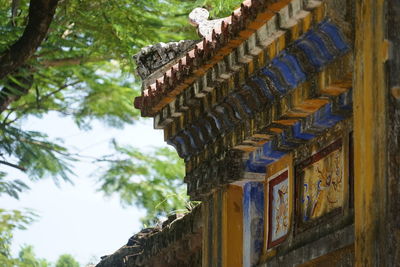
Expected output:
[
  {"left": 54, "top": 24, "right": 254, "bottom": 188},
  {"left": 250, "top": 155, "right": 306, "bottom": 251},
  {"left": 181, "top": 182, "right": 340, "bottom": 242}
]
[{"left": 243, "top": 182, "right": 264, "bottom": 267}]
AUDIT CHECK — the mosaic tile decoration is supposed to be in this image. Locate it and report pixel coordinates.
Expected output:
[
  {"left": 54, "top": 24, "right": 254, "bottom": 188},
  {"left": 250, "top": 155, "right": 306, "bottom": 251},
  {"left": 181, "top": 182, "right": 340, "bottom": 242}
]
[
  {"left": 267, "top": 169, "right": 290, "bottom": 248},
  {"left": 296, "top": 139, "right": 345, "bottom": 223}
]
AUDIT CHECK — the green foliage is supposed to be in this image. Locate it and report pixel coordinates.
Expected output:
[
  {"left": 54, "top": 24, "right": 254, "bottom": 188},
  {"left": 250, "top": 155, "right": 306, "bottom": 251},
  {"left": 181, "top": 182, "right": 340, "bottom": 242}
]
[
  {"left": 98, "top": 142, "right": 187, "bottom": 225},
  {"left": 0, "top": 208, "right": 77, "bottom": 267},
  {"left": 202, "top": 0, "right": 244, "bottom": 18},
  {"left": 1, "top": 125, "right": 74, "bottom": 181},
  {"left": 55, "top": 254, "right": 80, "bottom": 267},
  {"left": 17, "top": 245, "right": 50, "bottom": 267},
  {"left": 0, "top": 171, "right": 29, "bottom": 199},
  {"left": 0, "top": 209, "right": 36, "bottom": 267},
  {"left": 0, "top": 0, "right": 200, "bottom": 191}
]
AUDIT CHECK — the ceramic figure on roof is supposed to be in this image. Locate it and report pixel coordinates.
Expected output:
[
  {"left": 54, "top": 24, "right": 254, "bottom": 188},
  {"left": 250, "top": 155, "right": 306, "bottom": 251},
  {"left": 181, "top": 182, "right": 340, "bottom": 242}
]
[{"left": 189, "top": 7, "right": 224, "bottom": 40}]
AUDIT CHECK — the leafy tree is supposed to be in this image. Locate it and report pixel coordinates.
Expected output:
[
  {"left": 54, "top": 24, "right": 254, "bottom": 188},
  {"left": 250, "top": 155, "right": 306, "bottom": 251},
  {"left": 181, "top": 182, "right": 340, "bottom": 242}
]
[
  {"left": 0, "top": 209, "right": 35, "bottom": 267},
  {"left": 17, "top": 245, "right": 50, "bottom": 267},
  {"left": 0, "top": 209, "right": 74, "bottom": 267},
  {"left": 98, "top": 142, "right": 186, "bottom": 225},
  {"left": 55, "top": 254, "right": 80, "bottom": 267},
  {"left": 0, "top": 0, "right": 244, "bottom": 238},
  {"left": 0, "top": 0, "right": 198, "bottom": 196}
]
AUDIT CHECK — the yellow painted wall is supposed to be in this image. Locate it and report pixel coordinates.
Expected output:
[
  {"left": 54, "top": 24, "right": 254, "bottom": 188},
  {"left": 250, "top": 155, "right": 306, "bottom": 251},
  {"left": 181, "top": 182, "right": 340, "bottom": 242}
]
[
  {"left": 354, "top": 1, "right": 388, "bottom": 266},
  {"left": 223, "top": 185, "right": 243, "bottom": 267}
]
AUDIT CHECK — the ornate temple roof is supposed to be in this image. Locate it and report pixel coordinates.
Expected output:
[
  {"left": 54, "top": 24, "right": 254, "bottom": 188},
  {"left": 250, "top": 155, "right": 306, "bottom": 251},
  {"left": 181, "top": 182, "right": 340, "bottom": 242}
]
[
  {"left": 133, "top": 0, "right": 353, "bottom": 200},
  {"left": 134, "top": 0, "right": 313, "bottom": 116}
]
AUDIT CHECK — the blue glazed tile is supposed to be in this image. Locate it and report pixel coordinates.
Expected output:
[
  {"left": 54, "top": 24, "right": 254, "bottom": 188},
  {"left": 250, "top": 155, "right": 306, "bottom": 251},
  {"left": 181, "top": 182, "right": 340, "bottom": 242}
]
[
  {"left": 246, "top": 149, "right": 275, "bottom": 173},
  {"left": 191, "top": 124, "right": 205, "bottom": 144},
  {"left": 214, "top": 110, "right": 232, "bottom": 132},
  {"left": 232, "top": 93, "right": 253, "bottom": 116},
  {"left": 272, "top": 58, "right": 298, "bottom": 89},
  {"left": 203, "top": 117, "right": 219, "bottom": 142},
  {"left": 226, "top": 100, "right": 245, "bottom": 120},
  {"left": 223, "top": 103, "right": 241, "bottom": 124},
  {"left": 215, "top": 106, "right": 235, "bottom": 129},
  {"left": 262, "top": 141, "right": 286, "bottom": 159},
  {"left": 304, "top": 30, "right": 334, "bottom": 61},
  {"left": 318, "top": 21, "right": 349, "bottom": 53},
  {"left": 323, "top": 112, "right": 344, "bottom": 125},
  {"left": 183, "top": 129, "right": 199, "bottom": 151},
  {"left": 280, "top": 52, "right": 307, "bottom": 84},
  {"left": 245, "top": 160, "right": 267, "bottom": 173},
  {"left": 171, "top": 135, "right": 188, "bottom": 158},
  {"left": 280, "top": 131, "right": 299, "bottom": 148},
  {"left": 251, "top": 76, "right": 274, "bottom": 101},
  {"left": 243, "top": 85, "right": 262, "bottom": 110},
  {"left": 208, "top": 113, "right": 223, "bottom": 131},
  {"left": 313, "top": 30, "right": 341, "bottom": 56},
  {"left": 270, "top": 65, "right": 293, "bottom": 92},
  {"left": 312, "top": 104, "right": 343, "bottom": 128},
  {"left": 198, "top": 119, "right": 213, "bottom": 142},
  {"left": 338, "top": 89, "right": 353, "bottom": 110},
  {"left": 256, "top": 154, "right": 280, "bottom": 164},
  {"left": 261, "top": 67, "right": 287, "bottom": 94},
  {"left": 295, "top": 38, "right": 328, "bottom": 69},
  {"left": 292, "top": 121, "right": 315, "bottom": 140},
  {"left": 254, "top": 157, "right": 276, "bottom": 165},
  {"left": 218, "top": 106, "right": 235, "bottom": 128}
]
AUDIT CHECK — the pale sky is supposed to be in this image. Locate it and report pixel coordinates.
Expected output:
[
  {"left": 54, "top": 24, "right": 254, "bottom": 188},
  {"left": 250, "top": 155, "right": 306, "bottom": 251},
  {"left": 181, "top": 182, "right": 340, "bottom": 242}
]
[{"left": 2, "top": 112, "right": 167, "bottom": 265}]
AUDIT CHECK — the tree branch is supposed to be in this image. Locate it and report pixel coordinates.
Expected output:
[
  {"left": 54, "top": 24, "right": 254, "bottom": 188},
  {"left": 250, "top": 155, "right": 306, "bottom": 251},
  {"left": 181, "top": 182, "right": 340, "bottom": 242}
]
[
  {"left": 1, "top": 110, "right": 15, "bottom": 126},
  {"left": 0, "top": 0, "right": 59, "bottom": 79},
  {"left": 0, "top": 160, "right": 26, "bottom": 172},
  {"left": 0, "top": 72, "right": 34, "bottom": 114},
  {"left": 2, "top": 80, "right": 80, "bottom": 119}
]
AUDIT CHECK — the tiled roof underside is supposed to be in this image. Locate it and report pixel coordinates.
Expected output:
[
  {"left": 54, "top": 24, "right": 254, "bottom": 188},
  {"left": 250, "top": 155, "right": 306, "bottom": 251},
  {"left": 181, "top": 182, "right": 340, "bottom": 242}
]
[
  {"left": 185, "top": 76, "right": 352, "bottom": 199},
  {"left": 134, "top": 0, "right": 325, "bottom": 116},
  {"left": 167, "top": 20, "right": 349, "bottom": 161}
]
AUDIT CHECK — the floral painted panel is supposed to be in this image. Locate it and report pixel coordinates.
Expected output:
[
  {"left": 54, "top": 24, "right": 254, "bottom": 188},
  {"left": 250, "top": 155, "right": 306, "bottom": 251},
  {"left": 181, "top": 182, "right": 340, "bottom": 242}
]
[
  {"left": 298, "top": 139, "right": 344, "bottom": 222},
  {"left": 268, "top": 170, "right": 290, "bottom": 248}
]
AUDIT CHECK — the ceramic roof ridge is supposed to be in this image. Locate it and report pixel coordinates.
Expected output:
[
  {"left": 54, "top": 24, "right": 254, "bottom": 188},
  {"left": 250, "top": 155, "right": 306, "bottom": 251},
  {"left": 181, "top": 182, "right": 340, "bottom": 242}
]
[{"left": 134, "top": 0, "right": 307, "bottom": 116}]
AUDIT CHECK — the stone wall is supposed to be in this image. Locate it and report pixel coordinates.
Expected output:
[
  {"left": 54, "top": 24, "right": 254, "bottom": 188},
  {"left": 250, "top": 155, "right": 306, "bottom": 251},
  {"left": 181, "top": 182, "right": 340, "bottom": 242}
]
[{"left": 96, "top": 205, "right": 202, "bottom": 267}]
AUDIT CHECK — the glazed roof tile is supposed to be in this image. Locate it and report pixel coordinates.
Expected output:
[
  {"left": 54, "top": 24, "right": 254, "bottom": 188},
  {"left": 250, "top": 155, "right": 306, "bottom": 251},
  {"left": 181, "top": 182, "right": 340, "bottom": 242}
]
[{"left": 134, "top": 0, "right": 309, "bottom": 116}]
